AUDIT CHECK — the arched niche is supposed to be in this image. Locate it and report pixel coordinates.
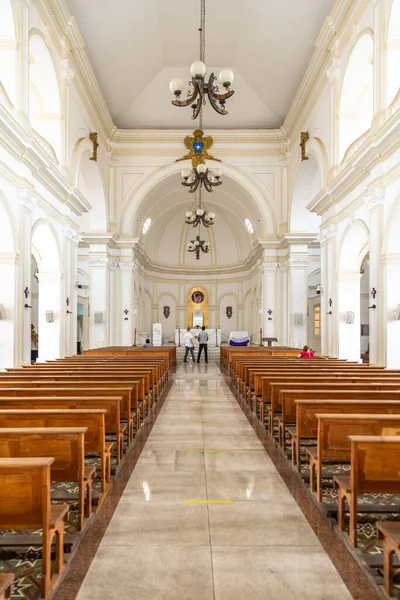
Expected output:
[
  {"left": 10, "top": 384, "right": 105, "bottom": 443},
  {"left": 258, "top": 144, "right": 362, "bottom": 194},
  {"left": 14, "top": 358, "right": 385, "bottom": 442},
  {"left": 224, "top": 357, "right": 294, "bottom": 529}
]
[
  {"left": 76, "top": 149, "right": 108, "bottom": 232},
  {"left": 29, "top": 32, "right": 62, "bottom": 160},
  {"left": 289, "top": 155, "right": 322, "bottom": 233},
  {"left": 337, "top": 219, "right": 369, "bottom": 362},
  {"left": 187, "top": 286, "right": 209, "bottom": 328},
  {"left": 31, "top": 220, "right": 62, "bottom": 361},
  {"left": 0, "top": 0, "right": 17, "bottom": 105},
  {"left": 339, "top": 33, "right": 374, "bottom": 162},
  {"left": 387, "top": 0, "right": 400, "bottom": 107}
]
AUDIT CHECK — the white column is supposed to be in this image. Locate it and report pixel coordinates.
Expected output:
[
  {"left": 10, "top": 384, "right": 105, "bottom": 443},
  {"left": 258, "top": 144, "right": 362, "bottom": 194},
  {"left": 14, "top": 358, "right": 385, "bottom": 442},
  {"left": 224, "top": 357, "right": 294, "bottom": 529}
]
[
  {"left": 287, "top": 253, "right": 309, "bottom": 348},
  {"left": 119, "top": 260, "right": 136, "bottom": 346},
  {"left": 260, "top": 262, "right": 278, "bottom": 341},
  {"left": 337, "top": 272, "right": 361, "bottom": 362},
  {"left": 384, "top": 255, "right": 400, "bottom": 368},
  {"left": 37, "top": 272, "right": 62, "bottom": 361},
  {"left": 88, "top": 252, "right": 111, "bottom": 349},
  {"left": 62, "top": 226, "right": 79, "bottom": 356},
  {"left": 320, "top": 235, "right": 328, "bottom": 355},
  {"left": 60, "top": 59, "right": 75, "bottom": 177},
  {"left": 18, "top": 192, "right": 35, "bottom": 365},
  {"left": 0, "top": 255, "right": 19, "bottom": 368},
  {"left": 367, "top": 189, "right": 385, "bottom": 364},
  {"left": 321, "top": 225, "right": 337, "bottom": 357}
]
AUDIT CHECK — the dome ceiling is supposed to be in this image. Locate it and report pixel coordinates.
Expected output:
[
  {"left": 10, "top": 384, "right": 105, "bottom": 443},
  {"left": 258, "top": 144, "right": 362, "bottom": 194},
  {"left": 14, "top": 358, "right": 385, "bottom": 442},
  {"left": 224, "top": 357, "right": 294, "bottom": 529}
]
[{"left": 66, "top": 0, "right": 334, "bottom": 130}]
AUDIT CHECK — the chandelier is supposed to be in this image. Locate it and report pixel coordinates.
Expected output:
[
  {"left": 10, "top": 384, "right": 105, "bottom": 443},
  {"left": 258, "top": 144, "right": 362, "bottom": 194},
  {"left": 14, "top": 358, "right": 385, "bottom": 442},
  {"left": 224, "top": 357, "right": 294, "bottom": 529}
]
[
  {"left": 187, "top": 232, "right": 210, "bottom": 259},
  {"left": 169, "top": 0, "right": 234, "bottom": 119},
  {"left": 185, "top": 207, "right": 215, "bottom": 228},
  {"left": 181, "top": 164, "right": 222, "bottom": 193}
]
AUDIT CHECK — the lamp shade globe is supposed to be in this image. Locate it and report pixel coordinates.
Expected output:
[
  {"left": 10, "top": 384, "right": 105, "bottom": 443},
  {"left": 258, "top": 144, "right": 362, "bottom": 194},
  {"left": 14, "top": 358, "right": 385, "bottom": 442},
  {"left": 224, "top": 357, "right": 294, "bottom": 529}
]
[
  {"left": 181, "top": 169, "right": 191, "bottom": 179},
  {"left": 197, "top": 163, "right": 207, "bottom": 175},
  {"left": 218, "top": 69, "right": 234, "bottom": 87},
  {"left": 213, "top": 168, "right": 222, "bottom": 178},
  {"left": 190, "top": 60, "right": 206, "bottom": 78},
  {"left": 169, "top": 78, "right": 184, "bottom": 95},
  {"left": 208, "top": 212, "right": 215, "bottom": 220}
]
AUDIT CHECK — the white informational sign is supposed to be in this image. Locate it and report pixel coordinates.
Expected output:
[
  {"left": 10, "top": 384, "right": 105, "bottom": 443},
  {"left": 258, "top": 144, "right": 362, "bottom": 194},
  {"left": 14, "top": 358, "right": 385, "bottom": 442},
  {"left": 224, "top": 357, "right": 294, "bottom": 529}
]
[{"left": 152, "top": 322, "right": 162, "bottom": 346}]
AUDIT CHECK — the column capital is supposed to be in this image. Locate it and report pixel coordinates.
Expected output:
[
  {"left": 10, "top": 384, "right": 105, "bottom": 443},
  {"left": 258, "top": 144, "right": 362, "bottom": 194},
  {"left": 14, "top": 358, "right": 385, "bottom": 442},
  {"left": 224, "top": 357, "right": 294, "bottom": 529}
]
[
  {"left": 61, "top": 59, "right": 75, "bottom": 84},
  {"left": 17, "top": 190, "right": 36, "bottom": 212},
  {"left": 88, "top": 257, "right": 112, "bottom": 269},
  {"left": 106, "top": 152, "right": 119, "bottom": 166},
  {"left": 62, "top": 224, "right": 80, "bottom": 244},
  {"left": 366, "top": 187, "right": 385, "bottom": 211},
  {"left": 119, "top": 261, "right": 138, "bottom": 271},
  {"left": 288, "top": 259, "right": 309, "bottom": 268}
]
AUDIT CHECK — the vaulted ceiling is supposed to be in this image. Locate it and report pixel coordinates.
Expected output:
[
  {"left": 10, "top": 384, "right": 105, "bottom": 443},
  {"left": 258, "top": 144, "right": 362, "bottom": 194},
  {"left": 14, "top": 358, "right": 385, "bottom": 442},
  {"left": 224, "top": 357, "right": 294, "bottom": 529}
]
[{"left": 66, "top": 0, "right": 334, "bottom": 130}]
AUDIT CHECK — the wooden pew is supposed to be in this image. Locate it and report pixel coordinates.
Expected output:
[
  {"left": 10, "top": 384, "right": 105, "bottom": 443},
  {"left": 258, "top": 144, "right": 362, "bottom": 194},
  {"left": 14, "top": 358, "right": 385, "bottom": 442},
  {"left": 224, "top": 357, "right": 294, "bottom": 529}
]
[
  {"left": 0, "top": 457, "right": 69, "bottom": 597},
  {"left": 0, "top": 396, "right": 125, "bottom": 465},
  {"left": 0, "top": 427, "right": 95, "bottom": 530},
  {"left": 376, "top": 522, "right": 400, "bottom": 596},
  {"left": 334, "top": 435, "right": 400, "bottom": 547},
  {"left": 0, "top": 409, "right": 110, "bottom": 492},
  {"left": 274, "top": 384, "right": 400, "bottom": 440},
  {"left": 0, "top": 574, "right": 14, "bottom": 600},
  {"left": 0, "top": 385, "right": 136, "bottom": 443},
  {"left": 307, "top": 414, "right": 400, "bottom": 501}
]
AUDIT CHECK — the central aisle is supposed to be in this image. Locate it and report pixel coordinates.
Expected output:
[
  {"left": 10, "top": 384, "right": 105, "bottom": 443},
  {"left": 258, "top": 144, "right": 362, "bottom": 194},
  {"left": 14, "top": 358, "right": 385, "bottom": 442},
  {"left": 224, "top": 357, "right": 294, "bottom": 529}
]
[{"left": 77, "top": 361, "right": 353, "bottom": 600}]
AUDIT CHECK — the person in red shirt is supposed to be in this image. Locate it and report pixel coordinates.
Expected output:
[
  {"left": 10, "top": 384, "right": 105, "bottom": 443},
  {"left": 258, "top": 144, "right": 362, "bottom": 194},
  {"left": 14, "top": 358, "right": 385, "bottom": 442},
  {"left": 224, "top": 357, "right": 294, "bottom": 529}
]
[{"left": 298, "top": 345, "right": 314, "bottom": 358}]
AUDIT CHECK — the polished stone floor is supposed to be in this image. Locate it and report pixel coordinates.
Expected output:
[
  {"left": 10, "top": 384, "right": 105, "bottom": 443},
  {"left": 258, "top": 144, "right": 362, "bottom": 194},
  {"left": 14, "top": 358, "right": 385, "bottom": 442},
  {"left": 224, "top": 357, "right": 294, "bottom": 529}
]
[{"left": 76, "top": 361, "right": 353, "bottom": 600}]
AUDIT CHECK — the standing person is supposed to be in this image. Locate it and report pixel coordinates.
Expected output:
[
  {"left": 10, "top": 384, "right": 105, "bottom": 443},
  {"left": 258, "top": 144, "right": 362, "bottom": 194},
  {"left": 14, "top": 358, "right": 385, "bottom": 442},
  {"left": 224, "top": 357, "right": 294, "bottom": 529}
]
[
  {"left": 183, "top": 327, "right": 195, "bottom": 363},
  {"left": 31, "top": 324, "right": 38, "bottom": 364},
  {"left": 197, "top": 326, "right": 208, "bottom": 363}
]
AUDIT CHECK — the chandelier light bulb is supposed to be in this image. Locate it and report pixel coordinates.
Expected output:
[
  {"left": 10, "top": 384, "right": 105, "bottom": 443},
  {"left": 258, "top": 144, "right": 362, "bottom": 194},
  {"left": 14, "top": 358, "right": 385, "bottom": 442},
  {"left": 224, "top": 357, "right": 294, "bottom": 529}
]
[
  {"left": 197, "top": 163, "right": 207, "bottom": 175},
  {"left": 208, "top": 212, "right": 215, "bottom": 220},
  {"left": 181, "top": 169, "right": 191, "bottom": 179},
  {"left": 194, "top": 240, "right": 200, "bottom": 246},
  {"left": 169, "top": 78, "right": 184, "bottom": 96},
  {"left": 213, "top": 168, "right": 222, "bottom": 179},
  {"left": 186, "top": 211, "right": 193, "bottom": 218},
  {"left": 190, "top": 60, "right": 206, "bottom": 78},
  {"left": 218, "top": 69, "right": 234, "bottom": 88},
  {"left": 196, "top": 209, "right": 204, "bottom": 216}
]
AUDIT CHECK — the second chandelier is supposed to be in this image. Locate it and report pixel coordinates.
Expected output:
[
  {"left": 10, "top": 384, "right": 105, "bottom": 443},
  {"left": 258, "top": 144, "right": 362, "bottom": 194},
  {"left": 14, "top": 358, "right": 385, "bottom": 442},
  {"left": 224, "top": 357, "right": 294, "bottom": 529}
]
[{"left": 181, "top": 164, "right": 222, "bottom": 193}]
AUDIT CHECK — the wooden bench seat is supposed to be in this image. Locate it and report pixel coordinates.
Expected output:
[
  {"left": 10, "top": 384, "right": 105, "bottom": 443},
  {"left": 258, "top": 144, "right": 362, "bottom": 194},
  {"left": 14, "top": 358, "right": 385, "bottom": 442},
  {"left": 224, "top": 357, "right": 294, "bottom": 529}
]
[
  {"left": 0, "top": 409, "right": 110, "bottom": 492},
  {"left": 307, "top": 414, "right": 400, "bottom": 501},
  {"left": 0, "top": 396, "right": 125, "bottom": 465},
  {"left": 334, "top": 435, "right": 400, "bottom": 547},
  {"left": 0, "top": 457, "right": 69, "bottom": 598},
  {"left": 0, "top": 427, "right": 94, "bottom": 530},
  {"left": 0, "top": 574, "right": 14, "bottom": 600},
  {"left": 376, "top": 521, "right": 400, "bottom": 596}
]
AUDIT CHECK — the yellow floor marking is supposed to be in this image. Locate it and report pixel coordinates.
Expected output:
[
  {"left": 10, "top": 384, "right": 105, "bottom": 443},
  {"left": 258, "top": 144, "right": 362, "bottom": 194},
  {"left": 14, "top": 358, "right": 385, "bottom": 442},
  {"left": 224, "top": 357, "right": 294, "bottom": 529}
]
[
  {"left": 186, "top": 449, "right": 222, "bottom": 453},
  {"left": 183, "top": 500, "right": 234, "bottom": 504}
]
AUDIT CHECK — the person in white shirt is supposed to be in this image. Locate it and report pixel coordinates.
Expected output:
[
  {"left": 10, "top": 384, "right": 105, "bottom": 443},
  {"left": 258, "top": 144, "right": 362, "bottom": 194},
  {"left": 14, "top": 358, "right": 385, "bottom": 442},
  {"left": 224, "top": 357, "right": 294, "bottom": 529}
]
[{"left": 183, "top": 327, "right": 195, "bottom": 362}]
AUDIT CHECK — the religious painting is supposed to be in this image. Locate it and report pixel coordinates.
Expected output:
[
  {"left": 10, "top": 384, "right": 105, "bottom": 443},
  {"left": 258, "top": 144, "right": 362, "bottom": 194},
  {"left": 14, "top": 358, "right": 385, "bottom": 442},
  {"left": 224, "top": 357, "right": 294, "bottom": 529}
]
[
  {"left": 226, "top": 306, "right": 233, "bottom": 319},
  {"left": 191, "top": 291, "right": 204, "bottom": 304},
  {"left": 163, "top": 305, "right": 170, "bottom": 319}
]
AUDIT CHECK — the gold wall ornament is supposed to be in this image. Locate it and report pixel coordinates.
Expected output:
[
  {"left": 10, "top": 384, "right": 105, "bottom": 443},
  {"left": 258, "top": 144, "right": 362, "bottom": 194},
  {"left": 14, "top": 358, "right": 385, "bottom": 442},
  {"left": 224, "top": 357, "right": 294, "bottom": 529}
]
[
  {"left": 187, "top": 286, "right": 209, "bottom": 328},
  {"left": 176, "top": 129, "right": 220, "bottom": 169},
  {"left": 300, "top": 131, "right": 310, "bottom": 161},
  {"left": 89, "top": 132, "right": 99, "bottom": 162}
]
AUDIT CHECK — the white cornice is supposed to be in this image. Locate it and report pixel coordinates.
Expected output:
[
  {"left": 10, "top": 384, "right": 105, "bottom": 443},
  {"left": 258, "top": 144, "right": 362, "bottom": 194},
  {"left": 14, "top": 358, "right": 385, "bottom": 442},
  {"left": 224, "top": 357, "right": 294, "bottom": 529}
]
[{"left": 110, "top": 129, "right": 286, "bottom": 146}]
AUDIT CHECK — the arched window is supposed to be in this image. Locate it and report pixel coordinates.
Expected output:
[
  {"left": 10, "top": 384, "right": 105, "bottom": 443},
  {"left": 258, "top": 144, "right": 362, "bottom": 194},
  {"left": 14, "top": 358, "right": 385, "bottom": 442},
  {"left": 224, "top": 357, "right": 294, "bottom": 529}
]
[
  {"left": 142, "top": 218, "right": 151, "bottom": 235},
  {"left": 244, "top": 218, "right": 254, "bottom": 234},
  {"left": 387, "top": 0, "right": 400, "bottom": 107},
  {"left": 29, "top": 34, "right": 62, "bottom": 160},
  {"left": 0, "top": 0, "right": 17, "bottom": 105},
  {"left": 339, "top": 34, "right": 373, "bottom": 162}
]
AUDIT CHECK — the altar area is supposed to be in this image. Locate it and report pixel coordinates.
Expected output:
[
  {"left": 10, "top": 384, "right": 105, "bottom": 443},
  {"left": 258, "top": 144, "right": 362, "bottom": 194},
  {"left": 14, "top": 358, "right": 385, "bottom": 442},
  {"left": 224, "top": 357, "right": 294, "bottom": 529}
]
[{"left": 175, "top": 328, "right": 221, "bottom": 347}]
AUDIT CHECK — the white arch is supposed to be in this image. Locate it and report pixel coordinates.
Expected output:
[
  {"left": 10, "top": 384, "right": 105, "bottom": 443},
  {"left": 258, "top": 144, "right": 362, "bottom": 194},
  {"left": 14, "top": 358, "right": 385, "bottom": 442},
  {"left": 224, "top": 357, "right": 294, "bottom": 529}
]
[
  {"left": 339, "top": 33, "right": 374, "bottom": 162},
  {"left": 338, "top": 219, "right": 369, "bottom": 273},
  {"left": 387, "top": 0, "right": 400, "bottom": 107},
  {"left": 120, "top": 160, "right": 277, "bottom": 237},
  {"left": 31, "top": 219, "right": 61, "bottom": 273},
  {"left": 0, "top": 0, "right": 17, "bottom": 105},
  {"left": 28, "top": 31, "right": 62, "bottom": 160}
]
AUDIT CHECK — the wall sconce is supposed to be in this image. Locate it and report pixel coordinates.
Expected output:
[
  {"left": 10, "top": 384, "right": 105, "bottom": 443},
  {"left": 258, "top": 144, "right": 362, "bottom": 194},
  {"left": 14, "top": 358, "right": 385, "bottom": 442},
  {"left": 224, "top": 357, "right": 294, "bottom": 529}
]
[
  {"left": 300, "top": 131, "right": 309, "bottom": 161},
  {"left": 24, "top": 303, "right": 32, "bottom": 309},
  {"left": 267, "top": 309, "right": 273, "bottom": 321},
  {"left": 326, "top": 298, "right": 333, "bottom": 315},
  {"left": 124, "top": 309, "right": 129, "bottom": 321},
  {"left": 24, "top": 287, "right": 29, "bottom": 299},
  {"left": 345, "top": 311, "right": 355, "bottom": 324},
  {"left": 45, "top": 310, "right": 54, "bottom": 323},
  {"left": 371, "top": 287, "right": 377, "bottom": 299},
  {"left": 89, "top": 132, "right": 99, "bottom": 161}
]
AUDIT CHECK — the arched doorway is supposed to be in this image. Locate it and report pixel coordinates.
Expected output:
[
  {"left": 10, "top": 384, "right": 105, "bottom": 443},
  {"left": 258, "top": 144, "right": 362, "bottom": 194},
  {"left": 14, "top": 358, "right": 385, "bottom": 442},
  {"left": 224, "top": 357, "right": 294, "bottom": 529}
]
[{"left": 187, "top": 287, "right": 209, "bottom": 329}]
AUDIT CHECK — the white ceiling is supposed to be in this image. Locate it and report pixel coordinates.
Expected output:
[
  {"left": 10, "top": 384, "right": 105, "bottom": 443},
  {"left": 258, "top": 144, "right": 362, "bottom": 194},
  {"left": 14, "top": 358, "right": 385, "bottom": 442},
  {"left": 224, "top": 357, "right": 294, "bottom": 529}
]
[{"left": 66, "top": 0, "right": 334, "bottom": 130}]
